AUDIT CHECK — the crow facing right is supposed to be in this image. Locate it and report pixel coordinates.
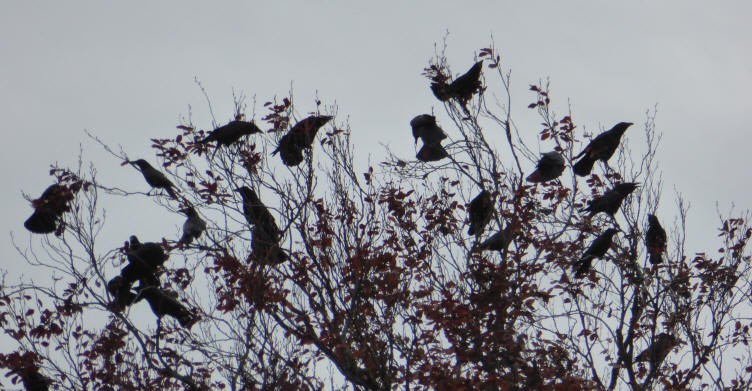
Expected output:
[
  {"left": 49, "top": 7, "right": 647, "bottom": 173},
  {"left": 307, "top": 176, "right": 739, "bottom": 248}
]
[{"left": 575, "top": 228, "right": 619, "bottom": 277}]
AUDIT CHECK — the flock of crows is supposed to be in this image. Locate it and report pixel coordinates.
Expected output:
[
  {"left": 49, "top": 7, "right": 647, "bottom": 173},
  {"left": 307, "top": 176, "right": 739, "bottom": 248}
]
[{"left": 17, "top": 60, "right": 674, "bottom": 390}]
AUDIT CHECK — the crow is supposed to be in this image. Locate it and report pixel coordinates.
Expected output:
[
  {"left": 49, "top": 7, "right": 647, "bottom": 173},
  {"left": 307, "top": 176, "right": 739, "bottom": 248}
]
[
  {"left": 20, "top": 368, "right": 50, "bottom": 391},
  {"left": 199, "top": 120, "right": 261, "bottom": 146},
  {"left": 467, "top": 190, "right": 493, "bottom": 236},
  {"left": 416, "top": 143, "right": 449, "bottom": 162},
  {"left": 583, "top": 182, "right": 639, "bottom": 217},
  {"left": 526, "top": 152, "right": 566, "bottom": 183},
  {"left": 645, "top": 214, "right": 667, "bottom": 264},
  {"left": 410, "top": 114, "right": 447, "bottom": 146},
  {"left": 236, "top": 187, "right": 281, "bottom": 238},
  {"left": 23, "top": 184, "right": 72, "bottom": 234},
  {"left": 573, "top": 122, "right": 632, "bottom": 176},
  {"left": 138, "top": 286, "right": 197, "bottom": 329},
  {"left": 121, "top": 236, "right": 167, "bottom": 288},
  {"left": 635, "top": 333, "right": 678, "bottom": 367},
  {"left": 271, "top": 115, "right": 333, "bottom": 166},
  {"left": 199, "top": 120, "right": 261, "bottom": 159},
  {"left": 179, "top": 206, "right": 206, "bottom": 245},
  {"left": 575, "top": 228, "right": 619, "bottom": 277},
  {"left": 252, "top": 226, "right": 289, "bottom": 265},
  {"left": 107, "top": 275, "right": 139, "bottom": 312},
  {"left": 479, "top": 225, "right": 517, "bottom": 253},
  {"left": 130, "top": 159, "right": 177, "bottom": 198},
  {"left": 447, "top": 61, "right": 483, "bottom": 104}
]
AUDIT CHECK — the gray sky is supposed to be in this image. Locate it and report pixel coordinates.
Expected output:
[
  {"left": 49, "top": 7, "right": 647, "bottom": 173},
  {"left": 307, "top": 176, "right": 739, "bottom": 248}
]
[{"left": 1, "top": 0, "right": 750, "bottom": 355}]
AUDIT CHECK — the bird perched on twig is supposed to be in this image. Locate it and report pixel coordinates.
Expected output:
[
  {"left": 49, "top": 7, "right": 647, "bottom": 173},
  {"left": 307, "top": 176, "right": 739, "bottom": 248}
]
[
  {"left": 635, "top": 333, "right": 678, "bottom": 367},
  {"left": 526, "top": 152, "right": 565, "bottom": 183},
  {"left": 645, "top": 214, "right": 667, "bottom": 265},
  {"left": 199, "top": 120, "right": 261, "bottom": 158},
  {"left": 272, "top": 115, "right": 333, "bottom": 166},
  {"left": 467, "top": 190, "right": 493, "bottom": 236},
  {"left": 432, "top": 61, "right": 484, "bottom": 105},
  {"left": 130, "top": 159, "right": 177, "bottom": 198},
  {"left": 19, "top": 367, "right": 50, "bottom": 391},
  {"left": 121, "top": 235, "right": 167, "bottom": 288},
  {"left": 416, "top": 143, "right": 449, "bottom": 162},
  {"left": 573, "top": 122, "right": 632, "bottom": 176},
  {"left": 106, "top": 275, "right": 139, "bottom": 312},
  {"left": 583, "top": 182, "right": 639, "bottom": 218},
  {"left": 410, "top": 114, "right": 447, "bottom": 146},
  {"left": 23, "top": 184, "right": 73, "bottom": 234},
  {"left": 575, "top": 228, "right": 619, "bottom": 277},
  {"left": 479, "top": 224, "right": 517, "bottom": 254},
  {"left": 138, "top": 286, "right": 198, "bottom": 329},
  {"left": 179, "top": 206, "right": 206, "bottom": 246},
  {"left": 236, "top": 187, "right": 288, "bottom": 265}
]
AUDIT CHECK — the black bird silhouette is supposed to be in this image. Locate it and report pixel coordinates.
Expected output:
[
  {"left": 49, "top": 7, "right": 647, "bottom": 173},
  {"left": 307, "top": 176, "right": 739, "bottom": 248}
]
[
  {"left": 416, "top": 143, "right": 449, "bottom": 162},
  {"left": 20, "top": 368, "right": 50, "bottom": 391},
  {"left": 410, "top": 114, "right": 447, "bottom": 146},
  {"left": 645, "top": 214, "right": 667, "bottom": 265},
  {"left": 252, "top": 226, "right": 289, "bottom": 265},
  {"left": 583, "top": 182, "right": 639, "bottom": 217},
  {"left": 272, "top": 115, "right": 333, "bottom": 166},
  {"left": 575, "top": 228, "right": 619, "bottom": 277},
  {"left": 479, "top": 225, "right": 517, "bottom": 253},
  {"left": 432, "top": 61, "right": 484, "bottom": 105},
  {"left": 236, "top": 187, "right": 288, "bottom": 265},
  {"left": 236, "top": 187, "right": 280, "bottom": 237},
  {"left": 635, "top": 333, "right": 678, "bottom": 367},
  {"left": 120, "top": 236, "right": 167, "bottom": 288},
  {"left": 23, "top": 184, "right": 73, "bottom": 234},
  {"left": 199, "top": 120, "right": 261, "bottom": 159},
  {"left": 179, "top": 206, "right": 206, "bottom": 246},
  {"left": 107, "top": 275, "right": 139, "bottom": 312},
  {"left": 130, "top": 159, "right": 177, "bottom": 198},
  {"left": 526, "top": 152, "right": 566, "bottom": 183},
  {"left": 467, "top": 190, "right": 493, "bottom": 236},
  {"left": 138, "top": 286, "right": 197, "bottom": 329},
  {"left": 200, "top": 120, "right": 261, "bottom": 146},
  {"left": 573, "top": 122, "right": 632, "bottom": 176}
]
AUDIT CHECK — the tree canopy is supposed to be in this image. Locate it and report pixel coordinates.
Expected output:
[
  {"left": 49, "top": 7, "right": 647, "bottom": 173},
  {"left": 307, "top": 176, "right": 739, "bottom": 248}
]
[{"left": 4, "top": 42, "right": 752, "bottom": 391}]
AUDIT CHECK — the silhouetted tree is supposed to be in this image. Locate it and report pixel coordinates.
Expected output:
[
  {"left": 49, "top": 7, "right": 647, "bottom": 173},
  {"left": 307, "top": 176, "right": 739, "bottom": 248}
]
[{"left": 3, "top": 41, "right": 751, "bottom": 391}]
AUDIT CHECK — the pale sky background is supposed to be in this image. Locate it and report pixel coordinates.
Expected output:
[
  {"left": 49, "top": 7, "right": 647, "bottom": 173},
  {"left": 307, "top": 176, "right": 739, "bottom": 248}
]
[{"left": 1, "top": 0, "right": 751, "bottom": 378}]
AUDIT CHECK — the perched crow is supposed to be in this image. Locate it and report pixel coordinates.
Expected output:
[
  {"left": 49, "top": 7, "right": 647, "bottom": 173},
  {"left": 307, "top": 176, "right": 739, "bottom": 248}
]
[
  {"left": 410, "top": 114, "right": 447, "bottom": 146},
  {"left": 252, "top": 226, "right": 289, "bottom": 265},
  {"left": 645, "top": 214, "right": 667, "bottom": 265},
  {"left": 635, "top": 333, "right": 678, "bottom": 367},
  {"left": 236, "top": 187, "right": 281, "bottom": 238},
  {"left": 121, "top": 236, "right": 166, "bottom": 288},
  {"left": 271, "top": 115, "right": 333, "bottom": 166},
  {"left": 467, "top": 190, "right": 493, "bottom": 236},
  {"left": 131, "top": 159, "right": 177, "bottom": 198},
  {"left": 23, "top": 184, "right": 72, "bottom": 234},
  {"left": 573, "top": 122, "right": 632, "bottom": 176},
  {"left": 526, "top": 152, "right": 566, "bottom": 183},
  {"left": 432, "top": 61, "right": 484, "bottom": 104},
  {"left": 575, "top": 228, "right": 619, "bottom": 277},
  {"left": 107, "top": 275, "right": 139, "bottom": 312},
  {"left": 447, "top": 61, "right": 483, "bottom": 104},
  {"left": 236, "top": 187, "right": 287, "bottom": 264},
  {"left": 583, "top": 182, "right": 639, "bottom": 217},
  {"left": 199, "top": 120, "right": 261, "bottom": 146},
  {"left": 138, "top": 286, "right": 197, "bottom": 329},
  {"left": 20, "top": 368, "right": 50, "bottom": 391},
  {"left": 479, "top": 225, "right": 517, "bottom": 253},
  {"left": 179, "top": 206, "right": 206, "bottom": 245},
  {"left": 416, "top": 143, "right": 449, "bottom": 162}
]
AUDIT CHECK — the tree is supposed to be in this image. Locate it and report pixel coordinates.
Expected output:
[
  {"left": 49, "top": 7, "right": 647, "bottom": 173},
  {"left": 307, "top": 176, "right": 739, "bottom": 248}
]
[{"left": 3, "top": 41, "right": 751, "bottom": 391}]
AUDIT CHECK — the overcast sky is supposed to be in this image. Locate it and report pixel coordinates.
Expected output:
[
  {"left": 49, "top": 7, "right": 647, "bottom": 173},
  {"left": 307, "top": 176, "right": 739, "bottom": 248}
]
[{"left": 1, "top": 0, "right": 751, "bottom": 356}]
